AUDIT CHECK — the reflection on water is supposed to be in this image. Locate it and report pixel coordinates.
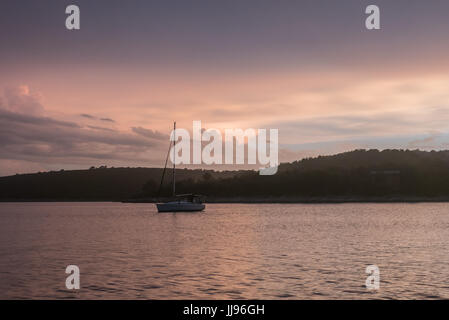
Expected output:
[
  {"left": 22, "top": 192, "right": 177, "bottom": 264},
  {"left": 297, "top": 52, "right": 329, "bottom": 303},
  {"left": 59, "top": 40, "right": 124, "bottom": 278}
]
[{"left": 1, "top": 202, "right": 449, "bottom": 299}]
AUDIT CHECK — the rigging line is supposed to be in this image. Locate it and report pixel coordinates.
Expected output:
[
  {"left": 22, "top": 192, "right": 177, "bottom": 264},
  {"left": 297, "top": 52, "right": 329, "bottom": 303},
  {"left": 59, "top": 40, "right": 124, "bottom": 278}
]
[{"left": 156, "top": 139, "right": 172, "bottom": 200}]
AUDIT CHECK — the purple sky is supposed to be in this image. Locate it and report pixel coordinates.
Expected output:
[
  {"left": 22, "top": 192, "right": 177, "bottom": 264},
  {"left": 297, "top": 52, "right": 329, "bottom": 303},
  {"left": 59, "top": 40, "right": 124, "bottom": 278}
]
[{"left": 2, "top": 1, "right": 449, "bottom": 175}]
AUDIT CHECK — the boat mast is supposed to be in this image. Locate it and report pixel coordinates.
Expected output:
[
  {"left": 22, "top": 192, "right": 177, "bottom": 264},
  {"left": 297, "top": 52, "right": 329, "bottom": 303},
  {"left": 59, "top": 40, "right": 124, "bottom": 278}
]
[{"left": 172, "top": 121, "right": 176, "bottom": 196}]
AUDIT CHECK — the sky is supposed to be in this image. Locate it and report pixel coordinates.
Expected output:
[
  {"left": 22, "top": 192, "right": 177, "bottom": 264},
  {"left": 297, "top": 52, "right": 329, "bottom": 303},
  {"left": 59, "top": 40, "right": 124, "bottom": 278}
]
[{"left": 2, "top": 0, "right": 449, "bottom": 176}]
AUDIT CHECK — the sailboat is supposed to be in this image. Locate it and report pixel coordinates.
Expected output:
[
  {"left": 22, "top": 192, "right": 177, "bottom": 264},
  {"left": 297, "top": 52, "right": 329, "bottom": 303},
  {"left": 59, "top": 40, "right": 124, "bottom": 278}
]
[{"left": 156, "top": 122, "right": 206, "bottom": 213}]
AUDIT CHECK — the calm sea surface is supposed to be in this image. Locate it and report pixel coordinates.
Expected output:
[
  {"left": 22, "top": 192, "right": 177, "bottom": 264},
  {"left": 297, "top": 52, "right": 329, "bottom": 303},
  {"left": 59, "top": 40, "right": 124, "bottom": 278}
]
[{"left": 1, "top": 202, "right": 449, "bottom": 299}]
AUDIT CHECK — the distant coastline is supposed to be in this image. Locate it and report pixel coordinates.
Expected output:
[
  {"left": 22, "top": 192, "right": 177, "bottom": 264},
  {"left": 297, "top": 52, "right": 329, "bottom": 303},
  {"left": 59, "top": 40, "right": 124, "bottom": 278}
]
[
  {"left": 3, "top": 196, "right": 449, "bottom": 204},
  {"left": 3, "top": 150, "right": 449, "bottom": 203},
  {"left": 125, "top": 196, "right": 449, "bottom": 204}
]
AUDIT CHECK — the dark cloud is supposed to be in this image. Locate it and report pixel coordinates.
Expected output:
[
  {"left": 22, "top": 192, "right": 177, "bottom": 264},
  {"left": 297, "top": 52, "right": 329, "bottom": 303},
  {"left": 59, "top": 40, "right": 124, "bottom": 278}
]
[
  {"left": 100, "top": 117, "right": 115, "bottom": 123},
  {"left": 132, "top": 127, "right": 167, "bottom": 140},
  {"left": 1, "top": 108, "right": 80, "bottom": 128},
  {"left": 81, "top": 114, "right": 115, "bottom": 123},
  {"left": 86, "top": 125, "right": 116, "bottom": 132},
  {"left": 0, "top": 88, "right": 168, "bottom": 172},
  {"left": 0, "top": 110, "right": 165, "bottom": 155},
  {"left": 80, "top": 113, "right": 96, "bottom": 119},
  {"left": 0, "top": 110, "right": 168, "bottom": 166}
]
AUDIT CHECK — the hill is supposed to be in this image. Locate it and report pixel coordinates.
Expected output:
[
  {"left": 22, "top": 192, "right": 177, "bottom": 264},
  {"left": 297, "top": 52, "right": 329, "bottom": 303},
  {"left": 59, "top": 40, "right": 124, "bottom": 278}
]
[
  {"left": 160, "top": 149, "right": 449, "bottom": 201},
  {"left": 3, "top": 149, "right": 449, "bottom": 202},
  {"left": 0, "top": 167, "right": 242, "bottom": 201}
]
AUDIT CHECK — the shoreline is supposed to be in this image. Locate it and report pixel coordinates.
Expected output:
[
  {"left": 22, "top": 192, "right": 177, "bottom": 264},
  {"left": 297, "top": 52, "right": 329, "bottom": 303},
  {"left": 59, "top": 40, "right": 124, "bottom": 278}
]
[
  {"left": 124, "top": 196, "right": 449, "bottom": 204},
  {"left": 3, "top": 196, "right": 449, "bottom": 203}
]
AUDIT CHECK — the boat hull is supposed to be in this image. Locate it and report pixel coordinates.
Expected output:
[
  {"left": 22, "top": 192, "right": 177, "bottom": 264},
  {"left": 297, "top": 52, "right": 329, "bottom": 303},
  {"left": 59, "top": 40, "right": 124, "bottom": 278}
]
[{"left": 156, "top": 202, "right": 205, "bottom": 212}]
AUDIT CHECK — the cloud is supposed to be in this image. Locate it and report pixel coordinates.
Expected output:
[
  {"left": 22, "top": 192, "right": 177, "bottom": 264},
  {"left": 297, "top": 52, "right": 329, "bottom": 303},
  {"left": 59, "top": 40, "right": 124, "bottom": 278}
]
[
  {"left": 407, "top": 132, "right": 441, "bottom": 149},
  {"left": 131, "top": 127, "right": 167, "bottom": 140},
  {"left": 267, "top": 104, "right": 449, "bottom": 145},
  {"left": 0, "top": 86, "right": 169, "bottom": 175},
  {"left": 86, "top": 125, "right": 116, "bottom": 132},
  {"left": 80, "top": 114, "right": 115, "bottom": 123},
  {"left": 0, "top": 108, "right": 80, "bottom": 129},
  {"left": 80, "top": 113, "right": 96, "bottom": 119},
  {"left": 100, "top": 117, "right": 115, "bottom": 122},
  {"left": 0, "top": 109, "right": 166, "bottom": 159},
  {"left": 0, "top": 86, "right": 44, "bottom": 116}
]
